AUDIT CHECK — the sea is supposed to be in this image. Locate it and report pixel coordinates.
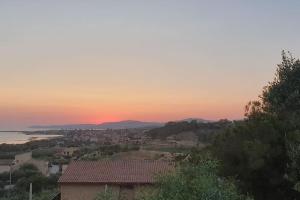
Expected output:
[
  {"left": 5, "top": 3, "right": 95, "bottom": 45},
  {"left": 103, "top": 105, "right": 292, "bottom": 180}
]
[{"left": 0, "top": 131, "right": 62, "bottom": 144}]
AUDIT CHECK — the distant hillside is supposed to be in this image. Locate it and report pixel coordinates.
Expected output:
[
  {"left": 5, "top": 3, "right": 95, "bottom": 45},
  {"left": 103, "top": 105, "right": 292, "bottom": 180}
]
[
  {"left": 147, "top": 119, "right": 232, "bottom": 143},
  {"left": 29, "top": 124, "right": 96, "bottom": 130},
  {"left": 30, "top": 120, "right": 163, "bottom": 130},
  {"left": 97, "top": 120, "right": 163, "bottom": 129},
  {"left": 180, "top": 118, "right": 213, "bottom": 123}
]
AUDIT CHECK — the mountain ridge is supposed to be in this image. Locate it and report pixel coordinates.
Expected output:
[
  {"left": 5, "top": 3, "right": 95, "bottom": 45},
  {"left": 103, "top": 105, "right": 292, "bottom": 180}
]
[
  {"left": 29, "top": 118, "right": 213, "bottom": 130},
  {"left": 30, "top": 120, "right": 164, "bottom": 130}
]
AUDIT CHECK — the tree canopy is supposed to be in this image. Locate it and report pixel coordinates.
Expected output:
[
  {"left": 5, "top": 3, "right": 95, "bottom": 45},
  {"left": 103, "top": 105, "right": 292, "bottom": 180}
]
[
  {"left": 213, "top": 52, "right": 300, "bottom": 200},
  {"left": 139, "top": 154, "right": 250, "bottom": 200}
]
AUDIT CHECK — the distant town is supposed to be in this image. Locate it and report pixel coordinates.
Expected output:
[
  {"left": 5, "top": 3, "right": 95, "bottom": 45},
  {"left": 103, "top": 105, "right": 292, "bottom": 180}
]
[{"left": 0, "top": 119, "right": 229, "bottom": 200}]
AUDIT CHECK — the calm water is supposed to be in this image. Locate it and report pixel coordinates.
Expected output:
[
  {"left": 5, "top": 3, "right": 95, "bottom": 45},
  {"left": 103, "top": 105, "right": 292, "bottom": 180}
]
[{"left": 0, "top": 132, "right": 62, "bottom": 144}]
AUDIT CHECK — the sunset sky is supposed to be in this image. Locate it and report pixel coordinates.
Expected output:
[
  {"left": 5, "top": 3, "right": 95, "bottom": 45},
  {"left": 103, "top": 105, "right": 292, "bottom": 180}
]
[{"left": 1, "top": 1, "right": 300, "bottom": 130}]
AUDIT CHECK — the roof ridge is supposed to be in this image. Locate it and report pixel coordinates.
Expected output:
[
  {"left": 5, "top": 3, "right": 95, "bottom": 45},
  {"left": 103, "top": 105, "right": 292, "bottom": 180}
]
[{"left": 70, "top": 160, "right": 171, "bottom": 163}]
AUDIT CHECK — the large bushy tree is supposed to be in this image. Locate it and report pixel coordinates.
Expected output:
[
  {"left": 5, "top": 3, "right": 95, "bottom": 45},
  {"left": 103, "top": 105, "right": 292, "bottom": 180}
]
[
  {"left": 139, "top": 154, "right": 250, "bottom": 200},
  {"left": 214, "top": 52, "right": 300, "bottom": 199}
]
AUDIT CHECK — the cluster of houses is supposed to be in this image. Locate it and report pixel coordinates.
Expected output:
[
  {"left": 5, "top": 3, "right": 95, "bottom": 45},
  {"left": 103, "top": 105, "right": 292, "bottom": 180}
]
[
  {"left": 70, "top": 129, "right": 151, "bottom": 145},
  {"left": 0, "top": 152, "right": 174, "bottom": 200},
  {"left": 0, "top": 147, "right": 80, "bottom": 177},
  {"left": 0, "top": 150, "right": 175, "bottom": 200},
  {"left": 0, "top": 152, "right": 58, "bottom": 176},
  {"left": 0, "top": 128, "right": 196, "bottom": 200},
  {"left": 0, "top": 146, "right": 179, "bottom": 200}
]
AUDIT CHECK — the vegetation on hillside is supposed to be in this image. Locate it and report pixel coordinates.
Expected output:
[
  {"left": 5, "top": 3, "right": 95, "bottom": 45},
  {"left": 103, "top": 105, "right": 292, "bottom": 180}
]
[{"left": 147, "top": 119, "right": 231, "bottom": 143}]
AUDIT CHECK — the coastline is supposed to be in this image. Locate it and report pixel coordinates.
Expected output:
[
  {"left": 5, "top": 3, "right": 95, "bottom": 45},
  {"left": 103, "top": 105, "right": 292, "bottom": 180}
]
[{"left": 0, "top": 131, "right": 63, "bottom": 145}]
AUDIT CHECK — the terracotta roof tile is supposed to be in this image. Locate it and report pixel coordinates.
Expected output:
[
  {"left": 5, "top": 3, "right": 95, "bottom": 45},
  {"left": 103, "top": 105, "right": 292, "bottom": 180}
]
[{"left": 58, "top": 160, "right": 174, "bottom": 184}]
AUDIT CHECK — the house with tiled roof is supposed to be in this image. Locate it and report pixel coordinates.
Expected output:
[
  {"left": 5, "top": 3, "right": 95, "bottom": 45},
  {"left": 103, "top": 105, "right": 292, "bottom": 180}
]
[{"left": 58, "top": 160, "right": 174, "bottom": 200}]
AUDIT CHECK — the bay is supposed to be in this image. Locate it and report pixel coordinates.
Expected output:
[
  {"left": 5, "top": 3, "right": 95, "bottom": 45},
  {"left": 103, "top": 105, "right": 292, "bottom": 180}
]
[{"left": 0, "top": 132, "right": 62, "bottom": 144}]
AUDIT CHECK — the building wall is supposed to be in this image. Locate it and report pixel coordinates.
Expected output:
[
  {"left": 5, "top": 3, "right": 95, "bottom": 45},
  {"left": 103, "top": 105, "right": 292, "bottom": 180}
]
[
  {"left": 0, "top": 165, "right": 10, "bottom": 173},
  {"left": 60, "top": 184, "right": 120, "bottom": 200},
  {"left": 60, "top": 184, "right": 150, "bottom": 200},
  {"left": 27, "top": 159, "right": 49, "bottom": 176},
  {"left": 14, "top": 152, "right": 32, "bottom": 165},
  {"left": 63, "top": 147, "right": 79, "bottom": 157},
  {"left": 12, "top": 152, "right": 49, "bottom": 176}
]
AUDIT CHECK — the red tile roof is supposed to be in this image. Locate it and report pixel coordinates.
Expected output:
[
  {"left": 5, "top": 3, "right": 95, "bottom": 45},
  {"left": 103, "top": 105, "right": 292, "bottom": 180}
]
[{"left": 58, "top": 160, "right": 174, "bottom": 184}]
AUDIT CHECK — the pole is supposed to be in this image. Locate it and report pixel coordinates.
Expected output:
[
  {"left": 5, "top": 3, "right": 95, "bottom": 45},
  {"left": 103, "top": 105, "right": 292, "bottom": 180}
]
[
  {"left": 29, "top": 183, "right": 32, "bottom": 200},
  {"left": 8, "top": 164, "right": 11, "bottom": 199},
  {"left": 9, "top": 164, "right": 12, "bottom": 185}
]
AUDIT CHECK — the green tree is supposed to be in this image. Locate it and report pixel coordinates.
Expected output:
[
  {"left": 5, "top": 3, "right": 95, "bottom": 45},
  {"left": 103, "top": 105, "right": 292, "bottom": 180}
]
[
  {"left": 0, "top": 164, "right": 58, "bottom": 200},
  {"left": 213, "top": 52, "right": 300, "bottom": 199},
  {"left": 139, "top": 156, "right": 250, "bottom": 200}
]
